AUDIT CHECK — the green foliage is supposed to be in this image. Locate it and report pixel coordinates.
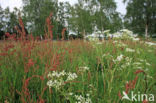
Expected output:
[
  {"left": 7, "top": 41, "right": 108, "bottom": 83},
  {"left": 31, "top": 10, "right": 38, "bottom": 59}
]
[
  {"left": 22, "top": 0, "right": 58, "bottom": 36},
  {"left": 68, "top": 0, "right": 122, "bottom": 37},
  {"left": 0, "top": 6, "right": 21, "bottom": 33},
  {"left": 0, "top": 0, "right": 122, "bottom": 38},
  {"left": 124, "top": 0, "right": 156, "bottom": 36}
]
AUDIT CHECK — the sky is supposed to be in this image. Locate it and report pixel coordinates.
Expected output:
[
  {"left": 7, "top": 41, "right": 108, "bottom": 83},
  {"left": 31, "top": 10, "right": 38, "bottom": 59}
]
[{"left": 0, "top": 0, "right": 127, "bottom": 15}]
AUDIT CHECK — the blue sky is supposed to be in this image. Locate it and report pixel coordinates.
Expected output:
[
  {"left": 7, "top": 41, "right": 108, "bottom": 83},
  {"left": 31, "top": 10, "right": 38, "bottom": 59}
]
[{"left": 0, "top": 0, "right": 127, "bottom": 15}]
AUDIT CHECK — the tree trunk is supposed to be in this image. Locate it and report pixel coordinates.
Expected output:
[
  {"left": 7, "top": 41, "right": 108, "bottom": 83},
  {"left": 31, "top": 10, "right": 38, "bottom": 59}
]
[
  {"left": 145, "top": 24, "right": 148, "bottom": 38},
  {"left": 83, "top": 29, "right": 86, "bottom": 38}
]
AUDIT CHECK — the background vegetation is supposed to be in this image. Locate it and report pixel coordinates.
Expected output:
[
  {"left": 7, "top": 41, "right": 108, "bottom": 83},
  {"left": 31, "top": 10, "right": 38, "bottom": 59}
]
[{"left": 0, "top": 0, "right": 155, "bottom": 38}]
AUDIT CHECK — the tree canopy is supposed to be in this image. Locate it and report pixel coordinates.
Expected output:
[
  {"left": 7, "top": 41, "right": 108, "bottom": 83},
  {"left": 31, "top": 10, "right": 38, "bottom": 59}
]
[
  {"left": 124, "top": 0, "right": 156, "bottom": 36},
  {"left": 0, "top": 0, "right": 155, "bottom": 38}
]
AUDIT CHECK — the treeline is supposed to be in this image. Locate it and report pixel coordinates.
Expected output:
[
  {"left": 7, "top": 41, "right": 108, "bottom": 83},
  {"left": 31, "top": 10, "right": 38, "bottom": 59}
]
[{"left": 0, "top": 0, "right": 155, "bottom": 39}]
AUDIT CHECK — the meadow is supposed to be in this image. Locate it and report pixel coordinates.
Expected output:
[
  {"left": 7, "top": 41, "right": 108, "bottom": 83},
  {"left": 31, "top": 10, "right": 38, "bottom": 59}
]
[{"left": 0, "top": 32, "right": 156, "bottom": 103}]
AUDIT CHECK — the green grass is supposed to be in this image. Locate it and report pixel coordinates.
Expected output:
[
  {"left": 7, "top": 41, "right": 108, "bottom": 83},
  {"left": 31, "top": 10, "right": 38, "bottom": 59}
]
[{"left": 0, "top": 39, "right": 156, "bottom": 103}]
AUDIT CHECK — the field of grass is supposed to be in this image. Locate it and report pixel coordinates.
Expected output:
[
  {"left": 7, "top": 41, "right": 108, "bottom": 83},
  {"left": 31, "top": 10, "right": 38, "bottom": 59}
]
[{"left": 0, "top": 38, "right": 156, "bottom": 103}]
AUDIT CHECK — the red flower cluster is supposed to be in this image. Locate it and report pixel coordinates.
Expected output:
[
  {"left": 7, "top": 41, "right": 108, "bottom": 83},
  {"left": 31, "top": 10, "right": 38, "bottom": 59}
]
[
  {"left": 134, "top": 69, "right": 146, "bottom": 75},
  {"left": 27, "top": 59, "right": 34, "bottom": 67},
  {"left": 118, "top": 69, "right": 146, "bottom": 100},
  {"left": 125, "top": 76, "right": 138, "bottom": 94},
  {"left": 46, "top": 12, "right": 53, "bottom": 39},
  {"left": 142, "top": 99, "right": 148, "bottom": 103}
]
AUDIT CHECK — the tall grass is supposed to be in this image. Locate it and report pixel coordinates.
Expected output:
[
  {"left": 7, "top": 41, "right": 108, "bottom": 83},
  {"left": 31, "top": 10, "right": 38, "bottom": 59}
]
[
  {"left": 0, "top": 15, "right": 156, "bottom": 103},
  {"left": 0, "top": 39, "right": 156, "bottom": 103}
]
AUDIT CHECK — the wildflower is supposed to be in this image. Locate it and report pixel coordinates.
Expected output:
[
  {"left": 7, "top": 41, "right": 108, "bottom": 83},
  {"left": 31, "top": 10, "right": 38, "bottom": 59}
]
[
  {"left": 136, "top": 50, "right": 140, "bottom": 54},
  {"left": 66, "top": 72, "right": 78, "bottom": 81},
  {"left": 0, "top": 53, "right": 8, "bottom": 56},
  {"left": 121, "top": 57, "right": 132, "bottom": 69},
  {"left": 147, "top": 75, "right": 153, "bottom": 79},
  {"left": 52, "top": 71, "right": 60, "bottom": 77},
  {"left": 61, "top": 28, "right": 66, "bottom": 40},
  {"left": 113, "top": 54, "right": 124, "bottom": 62},
  {"left": 46, "top": 12, "right": 53, "bottom": 39},
  {"left": 118, "top": 91, "right": 122, "bottom": 99},
  {"left": 4, "top": 100, "right": 9, "bottom": 103},
  {"left": 117, "top": 42, "right": 127, "bottom": 47},
  {"left": 116, "top": 54, "right": 124, "bottom": 62},
  {"left": 60, "top": 70, "right": 66, "bottom": 76},
  {"left": 134, "top": 69, "right": 145, "bottom": 75},
  {"left": 125, "top": 57, "right": 132, "bottom": 62},
  {"left": 86, "top": 94, "right": 90, "bottom": 97},
  {"left": 103, "top": 30, "right": 110, "bottom": 33},
  {"left": 75, "top": 95, "right": 85, "bottom": 102},
  {"left": 132, "top": 38, "right": 140, "bottom": 41},
  {"left": 47, "top": 79, "right": 64, "bottom": 90},
  {"left": 145, "top": 42, "right": 156, "bottom": 46},
  {"left": 27, "top": 59, "right": 34, "bottom": 67},
  {"left": 136, "top": 67, "right": 142, "bottom": 69},
  {"left": 133, "top": 62, "right": 142, "bottom": 65},
  {"left": 120, "top": 29, "right": 132, "bottom": 34},
  {"left": 139, "top": 59, "right": 144, "bottom": 62},
  {"left": 142, "top": 99, "right": 148, "bottom": 103},
  {"left": 75, "top": 94, "right": 92, "bottom": 103},
  {"left": 69, "top": 92, "right": 73, "bottom": 96},
  {"left": 113, "top": 40, "right": 118, "bottom": 43},
  {"left": 19, "top": 17, "right": 26, "bottom": 39},
  {"left": 102, "top": 53, "right": 113, "bottom": 58},
  {"left": 47, "top": 71, "right": 78, "bottom": 90},
  {"left": 96, "top": 42, "right": 102, "bottom": 45},
  {"left": 79, "top": 66, "right": 90, "bottom": 72},
  {"left": 125, "top": 82, "right": 130, "bottom": 94},
  {"left": 146, "top": 62, "right": 151, "bottom": 66},
  {"left": 132, "top": 76, "right": 138, "bottom": 88},
  {"left": 49, "top": 68, "right": 57, "bottom": 71},
  {"left": 126, "top": 48, "right": 135, "bottom": 52},
  {"left": 125, "top": 76, "right": 138, "bottom": 94},
  {"left": 121, "top": 64, "right": 126, "bottom": 68},
  {"left": 5, "top": 32, "right": 11, "bottom": 37},
  {"left": 148, "top": 50, "right": 153, "bottom": 52}
]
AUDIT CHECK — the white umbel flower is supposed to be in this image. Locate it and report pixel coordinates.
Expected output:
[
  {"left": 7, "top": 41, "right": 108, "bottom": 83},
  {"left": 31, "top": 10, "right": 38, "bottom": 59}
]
[
  {"left": 116, "top": 54, "right": 124, "bottom": 61},
  {"left": 47, "top": 70, "right": 78, "bottom": 90},
  {"left": 66, "top": 73, "right": 78, "bottom": 81},
  {"left": 75, "top": 94, "right": 92, "bottom": 103},
  {"left": 79, "top": 66, "right": 90, "bottom": 72},
  {"left": 133, "top": 62, "right": 142, "bottom": 65},
  {"left": 47, "top": 79, "right": 64, "bottom": 90},
  {"left": 126, "top": 48, "right": 135, "bottom": 52},
  {"left": 145, "top": 42, "right": 156, "bottom": 46},
  {"left": 132, "top": 38, "right": 140, "bottom": 41}
]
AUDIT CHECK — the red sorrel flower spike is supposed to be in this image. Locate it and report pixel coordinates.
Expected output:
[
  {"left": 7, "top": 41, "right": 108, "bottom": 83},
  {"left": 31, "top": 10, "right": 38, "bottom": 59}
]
[
  {"left": 19, "top": 17, "right": 26, "bottom": 40},
  {"left": 134, "top": 69, "right": 145, "bottom": 75},
  {"left": 132, "top": 76, "right": 138, "bottom": 88},
  {"left": 118, "top": 91, "right": 122, "bottom": 99},
  {"left": 61, "top": 28, "right": 66, "bottom": 40},
  {"left": 0, "top": 53, "right": 8, "bottom": 56},
  {"left": 125, "top": 82, "right": 130, "bottom": 94},
  {"left": 49, "top": 68, "right": 57, "bottom": 71},
  {"left": 5, "top": 32, "right": 11, "bottom": 37},
  {"left": 27, "top": 59, "right": 34, "bottom": 67},
  {"left": 46, "top": 12, "right": 53, "bottom": 40},
  {"left": 142, "top": 99, "right": 148, "bottom": 103}
]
